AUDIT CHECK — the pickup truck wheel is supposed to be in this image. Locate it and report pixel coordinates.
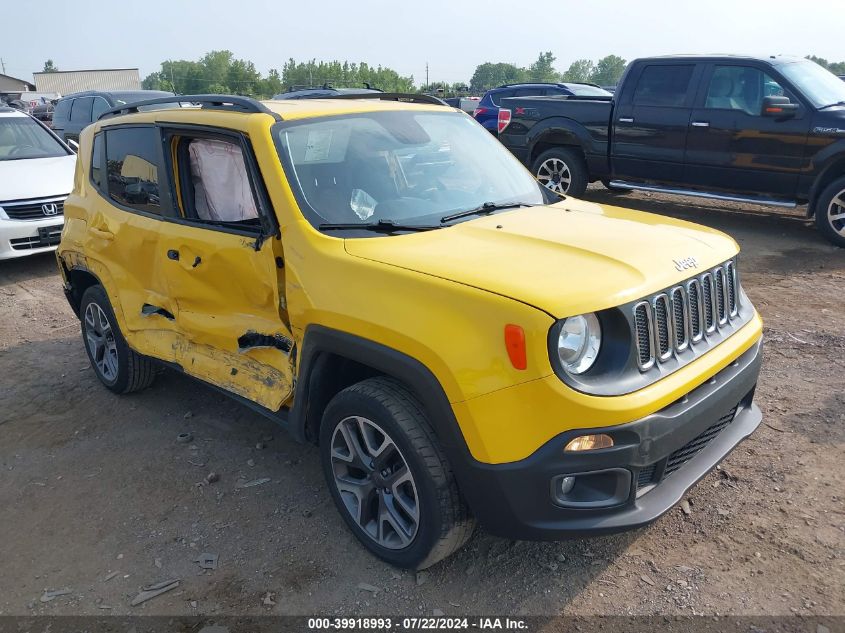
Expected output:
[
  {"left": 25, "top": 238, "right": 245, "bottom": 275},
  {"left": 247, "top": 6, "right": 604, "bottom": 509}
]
[
  {"left": 320, "top": 377, "right": 475, "bottom": 569},
  {"left": 532, "top": 148, "right": 588, "bottom": 197},
  {"left": 80, "top": 285, "right": 156, "bottom": 394},
  {"left": 816, "top": 177, "right": 845, "bottom": 248}
]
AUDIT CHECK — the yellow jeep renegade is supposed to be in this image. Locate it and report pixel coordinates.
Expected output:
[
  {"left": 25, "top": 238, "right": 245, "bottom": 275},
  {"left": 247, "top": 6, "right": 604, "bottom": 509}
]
[{"left": 57, "top": 94, "right": 763, "bottom": 569}]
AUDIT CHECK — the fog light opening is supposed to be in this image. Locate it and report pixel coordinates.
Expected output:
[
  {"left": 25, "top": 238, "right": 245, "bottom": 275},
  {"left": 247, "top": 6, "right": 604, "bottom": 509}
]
[
  {"left": 558, "top": 475, "right": 576, "bottom": 495},
  {"left": 564, "top": 433, "right": 614, "bottom": 452}
]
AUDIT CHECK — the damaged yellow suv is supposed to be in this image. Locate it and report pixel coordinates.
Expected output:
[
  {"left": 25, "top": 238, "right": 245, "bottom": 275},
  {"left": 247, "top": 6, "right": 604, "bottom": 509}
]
[{"left": 57, "top": 94, "right": 763, "bottom": 569}]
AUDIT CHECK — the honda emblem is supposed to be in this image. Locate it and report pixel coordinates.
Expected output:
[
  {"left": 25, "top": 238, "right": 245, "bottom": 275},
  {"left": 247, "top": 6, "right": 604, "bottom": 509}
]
[{"left": 41, "top": 203, "right": 59, "bottom": 216}]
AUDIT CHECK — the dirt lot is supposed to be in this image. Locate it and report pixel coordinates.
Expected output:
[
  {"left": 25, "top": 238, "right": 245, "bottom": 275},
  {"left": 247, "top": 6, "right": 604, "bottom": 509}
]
[{"left": 0, "top": 188, "right": 843, "bottom": 618}]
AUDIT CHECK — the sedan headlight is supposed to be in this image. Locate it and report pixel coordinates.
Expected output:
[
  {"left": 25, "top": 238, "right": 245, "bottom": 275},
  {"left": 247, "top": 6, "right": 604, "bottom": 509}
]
[{"left": 555, "top": 313, "right": 601, "bottom": 375}]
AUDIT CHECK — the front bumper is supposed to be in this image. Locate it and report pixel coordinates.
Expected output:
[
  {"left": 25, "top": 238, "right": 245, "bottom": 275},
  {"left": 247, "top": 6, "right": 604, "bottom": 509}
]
[
  {"left": 0, "top": 217, "right": 64, "bottom": 260},
  {"left": 456, "top": 338, "right": 762, "bottom": 540}
]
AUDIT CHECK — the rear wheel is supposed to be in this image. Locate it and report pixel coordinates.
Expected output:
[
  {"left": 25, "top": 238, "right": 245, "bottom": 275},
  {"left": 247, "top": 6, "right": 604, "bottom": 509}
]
[
  {"left": 80, "top": 285, "right": 156, "bottom": 394},
  {"left": 815, "top": 176, "right": 845, "bottom": 248},
  {"left": 319, "top": 377, "right": 475, "bottom": 569},
  {"left": 532, "top": 147, "right": 588, "bottom": 197}
]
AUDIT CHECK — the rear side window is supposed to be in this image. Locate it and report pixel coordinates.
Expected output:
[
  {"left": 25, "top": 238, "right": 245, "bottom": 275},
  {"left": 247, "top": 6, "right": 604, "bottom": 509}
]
[
  {"left": 489, "top": 89, "right": 514, "bottom": 106},
  {"left": 91, "top": 133, "right": 103, "bottom": 189},
  {"left": 104, "top": 126, "right": 163, "bottom": 215},
  {"left": 92, "top": 97, "right": 111, "bottom": 121},
  {"left": 633, "top": 65, "right": 695, "bottom": 107},
  {"left": 53, "top": 99, "right": 72, "bottom": 124},
  {"left": 70, "top": 97, "right": 94, "bottom": 124}
]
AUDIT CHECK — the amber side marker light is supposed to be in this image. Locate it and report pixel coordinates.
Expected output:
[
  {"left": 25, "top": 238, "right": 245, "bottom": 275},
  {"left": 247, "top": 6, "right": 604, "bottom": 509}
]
[
  {"left": 504, "top": 324, "right": 527, "bottom": 370},
  {"left": 565, "top": 434, "right": 614, "bottom": 452}
]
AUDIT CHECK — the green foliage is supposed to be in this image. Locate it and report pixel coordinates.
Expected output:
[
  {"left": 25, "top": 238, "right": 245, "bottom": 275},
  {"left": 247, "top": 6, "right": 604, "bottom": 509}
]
[
  {"left": 42, "top": 60, "right": 58, "bottom": 73},
  {"left": 527, "top": 52, "right": 560, "bottom": 83},
  {"left": 142, "top": 52, "right": 413, "bottom": 97},
  {"left": 561, "top": 59, "right": 595, "bottom": 83},
  {"left": 806, "top": 55, "right": 845, "bottom": 76},
  {"left": 279, "top": 59, "right": 414, "bottom": 93},
  {"left": 469, "top": 63, "right": 528, "bottom": 92},
  {"left": 468, "top": 53, "right": 627, "bottom": 93},
  {"left": 591, "top": 55, "right": 627, "bottom": 86}
]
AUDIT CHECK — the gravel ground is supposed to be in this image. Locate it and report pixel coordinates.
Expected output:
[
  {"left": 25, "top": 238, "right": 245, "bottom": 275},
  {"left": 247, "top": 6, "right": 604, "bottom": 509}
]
[{"left": 0, "top": 188, "right": 843, "bottom": 617}]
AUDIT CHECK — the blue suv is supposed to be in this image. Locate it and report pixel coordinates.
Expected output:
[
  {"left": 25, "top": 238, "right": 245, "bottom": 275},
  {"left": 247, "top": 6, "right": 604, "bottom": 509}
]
[{"left": 473, "top": 82, "right": 611, "bottom": 133}]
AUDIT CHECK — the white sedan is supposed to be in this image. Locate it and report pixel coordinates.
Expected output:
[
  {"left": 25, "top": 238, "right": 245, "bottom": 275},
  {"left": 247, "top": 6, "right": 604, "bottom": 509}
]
[{"left": 0, "top": 107, "right": 76, "bottom": 260}]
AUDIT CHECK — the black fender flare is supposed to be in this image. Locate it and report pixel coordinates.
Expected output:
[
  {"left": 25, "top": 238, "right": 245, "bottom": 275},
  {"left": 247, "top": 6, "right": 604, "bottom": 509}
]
[
  {"left": 525, "top": 117, "right": 602, "bottom": 167},
  {"left": 806, "top": 139, "right": 845, "bottom": 216}
]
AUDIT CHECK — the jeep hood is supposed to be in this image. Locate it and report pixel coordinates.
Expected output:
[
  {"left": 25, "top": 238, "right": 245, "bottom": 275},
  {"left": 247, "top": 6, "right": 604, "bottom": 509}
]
[{"left": 343, "top": 200, "right": 739, "bottom": 317}]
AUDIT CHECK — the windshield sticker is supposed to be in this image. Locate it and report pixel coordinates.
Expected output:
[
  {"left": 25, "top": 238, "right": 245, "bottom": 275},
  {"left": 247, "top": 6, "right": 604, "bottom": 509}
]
[
  {"left": 304, "top": 129, "right": 334, "bottom": 162},
  {"left": 350, "top": 189, "right": 377, "bottom": 220}
]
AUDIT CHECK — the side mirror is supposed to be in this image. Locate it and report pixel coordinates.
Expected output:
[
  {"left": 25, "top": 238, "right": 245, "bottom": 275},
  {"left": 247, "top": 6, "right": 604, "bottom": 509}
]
[
  {"left": 762, "top": 96, "right": 798, "bottom": 118},
  {"left": 67, "top": 139, "right": 80, "bottom": 153}
]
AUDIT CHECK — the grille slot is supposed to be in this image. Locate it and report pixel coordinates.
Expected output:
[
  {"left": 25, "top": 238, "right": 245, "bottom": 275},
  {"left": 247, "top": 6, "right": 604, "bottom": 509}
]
[
  {"left": 687, "top": 279, "right": 702, "bottom": 341},
  {"left": 726, "top": 261, "right": 737, "bottom": 316},
  {"left": 701, "top": 273, "right": 715, "bottom": 332},
  {"left": 671, "top": 287, "right": 688, "bottom": 351},
  {"left": 631, "top": 260, "right": 740, "bottom": 372},
  {"left": 1, "top": 198, "right": 65, "bottom": 220},
  {"left": 714, "top": 268, "right": 727, "bottom": 324},
  {"left": 637, "top": 464, "right": 656, "bottom": 489},
  {"left": 633, "top": 301, "right": 654, "bottom": 370},
  {"left": 652, "top": 294, "right": 672, "bottom": 360}
]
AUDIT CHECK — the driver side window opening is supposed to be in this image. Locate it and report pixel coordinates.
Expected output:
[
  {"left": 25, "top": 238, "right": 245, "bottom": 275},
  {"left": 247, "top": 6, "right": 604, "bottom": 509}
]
[
  {"left": 705, "top": 66, "right": 787, "bottom": 115},
  {"left": 170, "top": 132, "right": 262, "bottom": 229}
]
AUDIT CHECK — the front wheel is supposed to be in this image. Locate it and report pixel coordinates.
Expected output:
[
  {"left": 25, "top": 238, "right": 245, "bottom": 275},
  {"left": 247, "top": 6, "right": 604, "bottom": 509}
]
[
  {"left": 532, "top": 147, "right": 588, "bottom": 197},
  {"left": 319, "top": 377, "right": 475, "bottom": 569},
  {"left": 815, "top": 176, "right": 845, "bottom": 248}
]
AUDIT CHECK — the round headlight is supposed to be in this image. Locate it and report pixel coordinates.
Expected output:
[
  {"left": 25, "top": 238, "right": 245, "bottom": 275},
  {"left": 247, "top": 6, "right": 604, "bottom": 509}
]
[{"left": 556, "top": 313, "right": 601, "bottom": 374}]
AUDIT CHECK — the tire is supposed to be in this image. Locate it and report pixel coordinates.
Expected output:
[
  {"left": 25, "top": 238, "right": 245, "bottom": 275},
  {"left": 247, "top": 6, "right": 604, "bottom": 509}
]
[
  {"left": 319, "top": 376, "right": 475, "bottom": 569},
  {"left": 532, "top": 147, "right": 588, "bottom": 197},
  {"left": 601, "top": 179, "right": 633, "bottom": 194},
  {"left": 79, "top": 285, "right": 156, "bottom": 394},
  {"left": 815, "top": 176, "right": 845, "bottom": 248}
]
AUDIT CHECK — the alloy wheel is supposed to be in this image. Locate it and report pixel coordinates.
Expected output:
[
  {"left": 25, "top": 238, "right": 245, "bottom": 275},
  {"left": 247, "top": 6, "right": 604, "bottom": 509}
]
[
  {"left": 537, "top": 158, "right": 572, "bottom": 194},
  {"left": 84, "top": 302, "right": 118, "bottom": 383},
  {"left": 826, "top": 188, "right": 845, "bottom": 237},
  {"left": 330, "top": 416, "right": 420, "bottom": 549}
]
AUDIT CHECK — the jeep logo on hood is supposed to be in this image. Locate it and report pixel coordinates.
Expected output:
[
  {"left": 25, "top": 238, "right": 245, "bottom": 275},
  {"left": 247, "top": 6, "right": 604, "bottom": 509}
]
[{"left": 673, "top": 256, "right": 698, "bottom": 272}]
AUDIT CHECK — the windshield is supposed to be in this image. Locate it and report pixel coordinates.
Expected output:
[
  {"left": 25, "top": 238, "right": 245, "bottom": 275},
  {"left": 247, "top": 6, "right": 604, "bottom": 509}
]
[
  {"left": 0, "top": 116, "right": 69, "bottom": 161},
  {"left": 274, "top": 110, "right": 548, "bottom": 232},
  {"left": 779, "top": 60, "right": 845, "bottom": 108}
]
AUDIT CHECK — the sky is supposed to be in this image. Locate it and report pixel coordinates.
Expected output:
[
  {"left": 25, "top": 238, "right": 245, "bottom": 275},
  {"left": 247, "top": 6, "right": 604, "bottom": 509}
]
[{"left": 3, "top": 0, "right": 844, "bottom": 86}]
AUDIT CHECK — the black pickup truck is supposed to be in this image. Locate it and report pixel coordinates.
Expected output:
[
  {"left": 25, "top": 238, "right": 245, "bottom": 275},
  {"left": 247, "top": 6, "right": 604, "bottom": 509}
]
[{"left": 497, "top": 55, "right": 845, "bottom": 247}]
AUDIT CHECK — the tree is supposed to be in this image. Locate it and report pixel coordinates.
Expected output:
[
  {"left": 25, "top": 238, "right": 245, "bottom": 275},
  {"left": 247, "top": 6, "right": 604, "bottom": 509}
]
[
  {"left": 42, "top": 60, "right": 58, "bottom": 73},
  {"left": 469, "top": 62, "right": 527, "bottom": 92},
  {"left": 562, "top": 59, "right": 595, "bottom": 83},
  {"left": 527, "top": 51, "right": 559, "bottom": 83},
  {"left": 807, "top": 55, "right": 845, "bottom": 75},
  {"left": 591, "top": 55, "right": 627, "bottom": 86}
]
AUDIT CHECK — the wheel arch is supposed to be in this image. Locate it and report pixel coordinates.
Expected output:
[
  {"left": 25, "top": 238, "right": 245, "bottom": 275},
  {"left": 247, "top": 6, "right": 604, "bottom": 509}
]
[
  {"left": 62, "top": 263, "right": 103, "bottom": 318},
  {"left": 289, "top": 326, "right": 471, "bottom": 461},
  {"left": 808, "top": 154, "right": 845, "bottom": 218}
]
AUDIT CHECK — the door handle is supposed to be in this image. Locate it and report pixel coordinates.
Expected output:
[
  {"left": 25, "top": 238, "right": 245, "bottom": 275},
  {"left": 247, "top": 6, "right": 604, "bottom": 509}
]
[
  {"left": 167, "top": 249, "right": 179, "bottom": 261},
  {"left": 89, "top": 227, "right": 114, "bottom": 241},
  {"left": 618, "top": 117, "right": 634, "bottom": 123},
  {"left": 691, "top": 121, "right": 710, "bottom": 127}
]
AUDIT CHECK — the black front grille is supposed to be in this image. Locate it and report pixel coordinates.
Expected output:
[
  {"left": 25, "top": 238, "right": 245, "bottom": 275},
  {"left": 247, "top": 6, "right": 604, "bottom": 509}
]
[
  {"left": 635, "top": 405, "right": 739, "bottom": 493},
  {"left": 634, "top": 303, "right": 652, "bottom": 368},
  {"left": 2, "top": 198, "right": 65, "bottom": 220},
  {"left": 664, "top": 407, "right": 737, "bottom": 477},
  {"left": 671, "top": 288, "right": 686, "bottom": 349},
  {"left": 714, "top": 268, "right": 726, "bottom": 323},
  {"left": 688, "top": 279, "right": 702, "bottom": 339},
  {"left": 702, "top": 274, "right": 714, "bottom": 331},
  {"left": 654, "top": 295, "right": 671, "bottom": 358}
]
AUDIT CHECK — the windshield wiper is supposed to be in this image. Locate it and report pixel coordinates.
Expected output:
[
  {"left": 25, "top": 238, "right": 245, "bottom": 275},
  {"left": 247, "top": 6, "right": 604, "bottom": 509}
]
[
  {"left": 440, "top": 201, "right": 534, "bottom": 223},
  {"left": 319, "top": 219, "right": 441, "bottom": 233},
  {"left": 819, "top": 100, "right": 845, "bottom": 110}
]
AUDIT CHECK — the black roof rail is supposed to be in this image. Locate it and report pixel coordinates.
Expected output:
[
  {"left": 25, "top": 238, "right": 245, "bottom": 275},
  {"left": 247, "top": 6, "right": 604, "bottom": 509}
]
[
  {"left": 98, "top": 94, "right": 281, "bottom": 121},
  {"left": 318, "top": 92, "right": 447, "bottom": 106}
]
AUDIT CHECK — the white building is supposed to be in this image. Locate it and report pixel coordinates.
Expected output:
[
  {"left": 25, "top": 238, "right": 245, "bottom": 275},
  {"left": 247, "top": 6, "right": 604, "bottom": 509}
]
[{"left": 33, "top": 69, "right": 141, "bottom": 94}]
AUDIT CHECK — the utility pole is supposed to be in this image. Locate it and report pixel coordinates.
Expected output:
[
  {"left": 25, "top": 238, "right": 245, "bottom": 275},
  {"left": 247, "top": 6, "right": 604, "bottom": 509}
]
[
  {"left": 1, "top": 58, "right": 6, "bottom": 74},
  {"left": 425, "top": 62, "right": 429, "bottom": 91}
]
